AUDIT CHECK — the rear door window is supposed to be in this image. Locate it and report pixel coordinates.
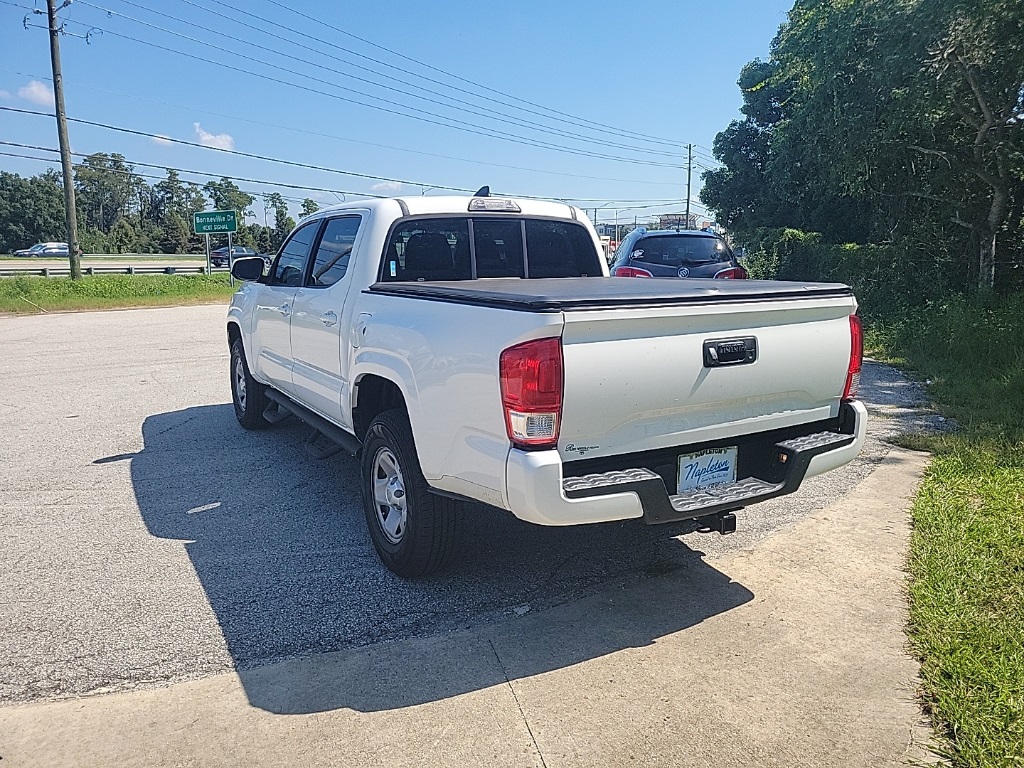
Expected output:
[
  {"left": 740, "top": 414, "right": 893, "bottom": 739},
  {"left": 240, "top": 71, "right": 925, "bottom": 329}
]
[{"left": 382, "top": 218, "right": 471, "bottom": 282}]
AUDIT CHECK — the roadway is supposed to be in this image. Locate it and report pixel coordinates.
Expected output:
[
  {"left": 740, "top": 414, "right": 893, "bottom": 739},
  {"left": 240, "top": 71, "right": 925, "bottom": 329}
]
[{"left": 1, "top": 256, "right": 212, "bottom": 271}]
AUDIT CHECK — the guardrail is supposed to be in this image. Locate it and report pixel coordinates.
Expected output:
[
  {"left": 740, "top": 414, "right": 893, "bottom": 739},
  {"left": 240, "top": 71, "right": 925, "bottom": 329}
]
[{"left": 0, "top": 265, "right": 229, "bottom": 277}]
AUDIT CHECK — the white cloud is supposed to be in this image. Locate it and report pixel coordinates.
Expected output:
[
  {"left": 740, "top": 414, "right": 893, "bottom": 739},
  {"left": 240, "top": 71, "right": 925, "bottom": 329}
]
[
  {"left": 0, "top": 89, "right": 11, "bottom": 99},
  {"left": 370, "top": 180, "right": 402, "bottom": 193},
  {"left": 193, "top": 122, "right": 234, "bottom": 150},
  {"left": 151, "top": 134, "right": 173, "bottom": 146},
  {"left": 18, "top": 80, "right": 54, "bottom": 107}
]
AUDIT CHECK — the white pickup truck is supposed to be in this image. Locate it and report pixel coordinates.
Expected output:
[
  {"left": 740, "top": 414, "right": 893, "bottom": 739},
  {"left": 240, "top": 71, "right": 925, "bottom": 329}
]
[{"left": 226, "top": 194, "right": 866, "bottom": 577}]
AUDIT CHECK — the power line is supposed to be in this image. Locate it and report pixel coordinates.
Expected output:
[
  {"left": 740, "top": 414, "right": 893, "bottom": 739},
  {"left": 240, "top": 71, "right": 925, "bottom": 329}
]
[
  {"left": 0, "top": 106, "right": 479, "bottom": 191},
  {"left": 1, "top": 69, "right": 681, "bottom": 187},
  {"left": 7, "top": 149, "right": 692, "bottom": 227},
  {"left": 0, "top": 149, "right": 335, "bottom": 205},
  {"left": 261, "top": 0, "right": 685, "bottom": 149},
  {"left": 0, "top": 113, "right": 684, "bottom": 204},
  {"left": 88, "top": 0, "right": 685, "bottom": 159},
  {"left": 0, "top": 140, "right": 385, "bottom": 199},
  {"left": 1, "top": 150, "right": 339, "bottom": 214},
  {"left": 5, "top": 149, "right": 689, "bottom": 214},
  {"left": 53, "top": 14, "right": 685, "bottom": 169}
]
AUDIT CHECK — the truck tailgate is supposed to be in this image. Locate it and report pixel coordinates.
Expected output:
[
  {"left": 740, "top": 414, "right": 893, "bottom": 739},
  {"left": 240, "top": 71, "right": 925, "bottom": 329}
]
[{"left": 558, "top": 294, "right": 856, "bottom": 462}]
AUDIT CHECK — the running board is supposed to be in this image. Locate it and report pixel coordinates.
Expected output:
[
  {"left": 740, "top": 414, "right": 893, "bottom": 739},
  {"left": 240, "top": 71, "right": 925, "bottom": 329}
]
[
  {"left": 262, "top": 402, "right": 293, "bottom": 425},
  {"left": 304, "top": 428, "right": 346, "bottom": 460},
  {"left": 264, "top": 389, "right": 361, "bottom": 457}
]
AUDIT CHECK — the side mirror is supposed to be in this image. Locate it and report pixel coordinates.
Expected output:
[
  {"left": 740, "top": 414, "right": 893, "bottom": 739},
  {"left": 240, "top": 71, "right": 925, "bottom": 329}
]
[{"left": 231, "top": 256, "right": 265, "bottom": 281}]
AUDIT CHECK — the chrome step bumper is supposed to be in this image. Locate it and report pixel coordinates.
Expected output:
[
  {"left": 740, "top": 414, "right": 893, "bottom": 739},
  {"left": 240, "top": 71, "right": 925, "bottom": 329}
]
[{"left": 562, "top": 430, "right": 855, "bottom": 525}]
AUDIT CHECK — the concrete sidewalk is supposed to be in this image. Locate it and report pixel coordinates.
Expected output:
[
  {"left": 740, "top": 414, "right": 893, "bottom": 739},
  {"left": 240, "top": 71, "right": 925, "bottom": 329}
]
[{"left": 0, "top": 449, "right": 935, "bottom": 767}]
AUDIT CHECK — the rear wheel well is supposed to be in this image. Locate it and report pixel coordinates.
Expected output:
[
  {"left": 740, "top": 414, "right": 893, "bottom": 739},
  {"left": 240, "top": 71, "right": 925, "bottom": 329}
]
[{"left": 353, "top": 375, "right": 406, "bottom": 441}]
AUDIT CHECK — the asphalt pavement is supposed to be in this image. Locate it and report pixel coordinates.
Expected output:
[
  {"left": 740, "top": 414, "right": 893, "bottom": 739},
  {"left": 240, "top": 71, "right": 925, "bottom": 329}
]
[{"left": 0, "top": 304, "right": 944, "bottom": 765}]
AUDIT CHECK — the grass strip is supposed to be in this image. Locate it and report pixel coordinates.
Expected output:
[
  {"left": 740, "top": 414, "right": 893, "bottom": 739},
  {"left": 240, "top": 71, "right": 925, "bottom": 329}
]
[
  {"left": 0, "top": 274, "right": 236, "bottom": 313},
  {"left": 866, "top": 295, "right": 1024, "bottom": 766}
]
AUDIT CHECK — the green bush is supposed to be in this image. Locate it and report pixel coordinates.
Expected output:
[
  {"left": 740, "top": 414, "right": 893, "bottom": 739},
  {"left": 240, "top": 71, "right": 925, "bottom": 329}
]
[{"left": 736, "top": 228, "right": 963, "bottom": 319}]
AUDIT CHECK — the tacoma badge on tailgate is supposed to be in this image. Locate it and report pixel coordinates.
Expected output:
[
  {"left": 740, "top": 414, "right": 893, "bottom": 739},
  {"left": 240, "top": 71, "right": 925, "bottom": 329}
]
[{"left": 703, "top": 337, "right": 757, "bottom": 367}]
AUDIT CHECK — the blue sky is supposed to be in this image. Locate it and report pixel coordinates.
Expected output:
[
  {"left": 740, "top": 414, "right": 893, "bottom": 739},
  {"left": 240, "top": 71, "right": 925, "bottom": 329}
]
[{"left": 0, "top": 0, "right": 791, "bottom": 225}]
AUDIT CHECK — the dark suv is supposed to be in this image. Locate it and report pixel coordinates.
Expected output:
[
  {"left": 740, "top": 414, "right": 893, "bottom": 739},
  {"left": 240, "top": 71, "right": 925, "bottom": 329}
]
[
  {"left": 211, "top": 246, "right": 259, "bottom": 267},
  {"left": 610, "top": 228, "right": 747, "bottom": 280}
]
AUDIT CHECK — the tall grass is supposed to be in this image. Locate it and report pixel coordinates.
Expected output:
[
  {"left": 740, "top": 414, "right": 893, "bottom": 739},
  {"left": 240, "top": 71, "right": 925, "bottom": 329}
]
[{"left": 867, "top": 295, "right": 1024, "bottom": 766}]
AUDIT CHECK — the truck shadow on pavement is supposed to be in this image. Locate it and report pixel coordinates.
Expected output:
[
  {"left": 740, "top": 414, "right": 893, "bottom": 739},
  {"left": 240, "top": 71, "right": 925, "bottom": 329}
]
[{"left": 130, "top": 405, "right": 754, "bottom": 714}]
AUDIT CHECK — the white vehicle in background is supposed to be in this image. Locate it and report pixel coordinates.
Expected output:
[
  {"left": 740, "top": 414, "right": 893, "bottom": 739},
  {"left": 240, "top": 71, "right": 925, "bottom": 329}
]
[{"left": 225, "top": 193, "right": 866, "bottom": 577}]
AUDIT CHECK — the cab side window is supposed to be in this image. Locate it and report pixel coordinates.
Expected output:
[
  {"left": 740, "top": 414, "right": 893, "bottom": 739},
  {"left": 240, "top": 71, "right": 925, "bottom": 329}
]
[
  {"left": 308, "top": 216, "right": 361, "bottom": 288},
  {"left": 271, "top": 221, "right": 320, "bottom": 286}
]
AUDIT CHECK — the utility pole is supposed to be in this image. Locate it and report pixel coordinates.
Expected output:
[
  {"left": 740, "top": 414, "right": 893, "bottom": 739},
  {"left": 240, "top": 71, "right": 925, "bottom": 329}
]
[
  {"left": 685, "top": 143, "right": 693, "bottom": 230},
  {"left": 46, "top": 0, "right": 81, "bottom": 279}
]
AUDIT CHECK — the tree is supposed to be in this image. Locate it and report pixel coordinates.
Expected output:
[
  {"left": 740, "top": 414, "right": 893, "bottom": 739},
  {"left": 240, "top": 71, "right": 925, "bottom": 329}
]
[
  {"left": 75, "top": 153, "right": 143, "bottom": 233},
  {"left": 300, "top": 198, "right": 320, "bottom": 218},
  {"left": 0, "top": 170, "right": 65, "bottom": 252},
  {"left": 701, "top": 0, "right": 1024, "bottom": 292},
  {"left": 264, "top": 192, "right": 296, "bottom": 250},
  {"left": 916, "top": 0, "right": 1024, "bottom": 291},
  {"left": 203, "top": 177, "right": 255, "bottom": 221},
  {"left": 108, "top": 217, "right": 140, "bottom": 254},
  {"left": 159, "top": 213, "right": 190, "bottom": 254},
  {"left": 153, "top": 170, "right": 205, "bottom": 223}
]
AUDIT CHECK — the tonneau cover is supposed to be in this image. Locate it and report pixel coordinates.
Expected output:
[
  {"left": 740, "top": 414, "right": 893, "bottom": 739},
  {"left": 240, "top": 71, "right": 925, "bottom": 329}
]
[{"left": 367, "top": 277, "right": 852, "bottom": 312}]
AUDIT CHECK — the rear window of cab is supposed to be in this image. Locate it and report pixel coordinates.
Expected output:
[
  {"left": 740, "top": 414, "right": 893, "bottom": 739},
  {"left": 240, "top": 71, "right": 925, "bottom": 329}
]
[{"left": 380, "top": 217, "right": 603, "bottom": 281}]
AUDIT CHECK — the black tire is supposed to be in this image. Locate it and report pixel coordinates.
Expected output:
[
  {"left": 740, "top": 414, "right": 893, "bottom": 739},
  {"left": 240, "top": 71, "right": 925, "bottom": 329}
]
[
  {"left": 230, "top": 338, "right": 270, "bottom": 429},
  {"left": 361, "top": 409, "right": 459, "bottom": 577}
]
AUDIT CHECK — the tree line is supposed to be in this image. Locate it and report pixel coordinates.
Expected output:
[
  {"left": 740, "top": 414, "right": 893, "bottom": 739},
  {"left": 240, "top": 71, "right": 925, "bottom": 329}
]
[
  {"left": 700, "top": 0, "right": 1023, "bottom": 295},
  {"left": 0, "top": 154, "right": 322, "bottom": 254}
]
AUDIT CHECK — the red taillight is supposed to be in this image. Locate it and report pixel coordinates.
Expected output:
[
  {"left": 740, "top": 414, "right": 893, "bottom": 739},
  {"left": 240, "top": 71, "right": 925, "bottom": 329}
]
[
  {"left": 843, "top": 315, "right": 863, "bottom": 400},
  {"left": 499, "top": 337, "right": 563, "bottom": 450},
  {"left": 612, "top": 266, "right": 654, "bottom": 278},
  {"left": 714, "top": 266, "right": 748, "bottom": 279}
]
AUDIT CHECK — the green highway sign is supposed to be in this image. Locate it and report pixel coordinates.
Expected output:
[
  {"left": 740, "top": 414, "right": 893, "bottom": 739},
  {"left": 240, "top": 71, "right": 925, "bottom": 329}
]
[{"left": 193, "top": 210, "right": 238, "bottom": 234}]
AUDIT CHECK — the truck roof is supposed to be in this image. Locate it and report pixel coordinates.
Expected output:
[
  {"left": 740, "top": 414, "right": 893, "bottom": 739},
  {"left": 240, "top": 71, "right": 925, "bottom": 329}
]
[{"left": 306, "top": 195, "right": 583, "bottom": 222}]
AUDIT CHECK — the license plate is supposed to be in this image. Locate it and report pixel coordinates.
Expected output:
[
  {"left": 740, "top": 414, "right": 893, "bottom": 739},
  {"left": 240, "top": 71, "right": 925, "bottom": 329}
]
[{"left": 677, "top": 447, "right": 737, "bottom": 493}]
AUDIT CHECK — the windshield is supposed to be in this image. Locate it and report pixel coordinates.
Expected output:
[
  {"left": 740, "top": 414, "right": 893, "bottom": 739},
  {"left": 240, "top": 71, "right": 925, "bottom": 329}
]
[{"left": 629, "top": 235, "right": 731, "bottom": 267}]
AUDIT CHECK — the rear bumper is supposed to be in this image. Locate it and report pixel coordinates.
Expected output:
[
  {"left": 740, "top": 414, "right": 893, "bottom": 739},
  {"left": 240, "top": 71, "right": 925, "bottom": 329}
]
[{"left": 505, "top": 400, "right": 867, "bottom": 527}]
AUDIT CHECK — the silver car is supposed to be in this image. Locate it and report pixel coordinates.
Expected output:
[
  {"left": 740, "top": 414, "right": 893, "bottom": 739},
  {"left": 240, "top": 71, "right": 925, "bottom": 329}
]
[{"left": 13, "top": 242, "right": 69, "bottom": 257}]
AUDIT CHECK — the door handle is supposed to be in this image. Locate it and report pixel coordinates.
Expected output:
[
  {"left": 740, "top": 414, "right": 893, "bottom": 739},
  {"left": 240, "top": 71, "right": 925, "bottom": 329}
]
[
  {"left": 275, "top": 303, "right": 291, "bottom": 317},
  {"left": 320, "top": 311, "right": 338, "bottom": 327}
]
